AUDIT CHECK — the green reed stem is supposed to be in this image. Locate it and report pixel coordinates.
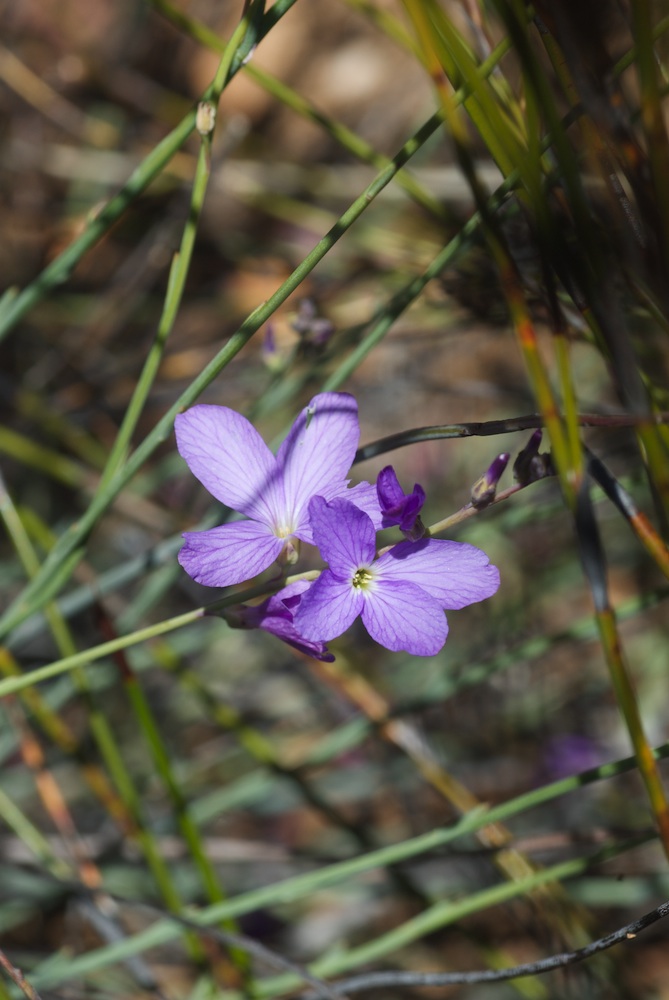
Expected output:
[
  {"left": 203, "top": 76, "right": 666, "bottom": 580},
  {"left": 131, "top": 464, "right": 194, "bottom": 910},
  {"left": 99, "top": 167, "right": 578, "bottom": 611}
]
[
  {"left": 0, "top": 477, "right": 204, "bottom": 956},
  {"left": 596, "top": 606, "right": 669, "bottom": 859},
  {"left": 0, "top": 0, "right": 298, "bottom": 345},
  {"left": 98, "top": 133, "right": 207, "bottom": 484},
  {"left": 122, "top": 665, "right": 251, "bottom": 976},
  {"left": 0, "top": 784, "right": 72, "bottom": 881},
  {"left": 30, "top": 742, "right": 669, "bottom": 988},
  {"left": 576, "top": 482, "right": 669, "bottom": 862},
  {"left": 150, "top": 0, "right": 451, "bottom": 222},
  {"left": 408, "top": 0, "right": 525, "bottom": 177},
  {"left": 99, "top": 6, "right": 259, "bottom": 490}
]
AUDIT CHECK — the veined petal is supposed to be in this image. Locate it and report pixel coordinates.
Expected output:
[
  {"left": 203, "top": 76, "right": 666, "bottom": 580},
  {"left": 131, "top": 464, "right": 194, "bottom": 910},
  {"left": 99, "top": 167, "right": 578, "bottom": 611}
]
[
  {"left": 362, "top": 580, "right": 448, "bottom": 655},
  {"left": 294, "top": 570, "right": 363, "bottom": 641},
  {"left": 376, "top": 466, "right": 426, "bottom": 532},
  {"left": 376, "top": 538, "right": 500, "bottom": 609},
  {"left": 259, "top": 614, "right": 335, "bottom": 662},
  {"left": 331, "top": 480, "right": 385, "bottom": 530},
  {"left": 175, "top": 405, "right": 282, "bottom": 524},
  {"left": 179, "top": 521, "right": 283, "bottom": 588},
  {"left": 308, "top": 497, "right": 376, "bottom": 577},
  {"left": 277, "top": 393, "right": 360, "bottom": 525},
  {"left": 295, "top": 480, "right": 383, "bottom": 543},
  {"left": 274, "top": 578, "right": 313, "bottom": 609}
]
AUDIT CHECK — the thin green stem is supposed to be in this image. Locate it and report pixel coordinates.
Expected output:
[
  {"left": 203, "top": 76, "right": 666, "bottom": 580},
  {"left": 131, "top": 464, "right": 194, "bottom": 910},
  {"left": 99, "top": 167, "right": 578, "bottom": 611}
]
[
  {"left": 150, "top": 0, "right": 452, "bottom": 221},
  {"left": 0, "top": 784, "right": 72, "bottom": 881},
  {"left": 0, "top": 476, "right": 204, "bottom": 956},
  {"left": 595, "top": 606, "right": 669, "bottom": 860},
  {"left": 123, "top": 667, "right": 251, "bottom": 975},
  {"left": 576, "top": 482, "right": 669, "bottom": 861},
  {"left": 0, "top": 0, "right": 298, "bottom": 344},
  {"left": 29, "top": 741, "right": 669, "bottom": 987},
  {"left": 99, "top": 8, "right": 256, "bottom": 489},
  {"left": 0, "top": 110, "right": 449, "bottom": 641}
]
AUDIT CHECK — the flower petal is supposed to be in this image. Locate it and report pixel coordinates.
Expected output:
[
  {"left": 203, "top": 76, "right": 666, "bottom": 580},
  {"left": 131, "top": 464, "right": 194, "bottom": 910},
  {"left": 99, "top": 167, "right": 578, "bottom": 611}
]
[
  {"left": 179, "top": 521, "right": 283, "bottom": 588},
  {"left": 362, "top": 580, "right": 448, "bottom": 655},
  {"left": 376, "top": 466, "right": 405, "bottom": 510},
  {"left": 294, "top": 570, "right": 363, "bottom": 641},
  {"left": 260, "top": 615, "right": 335, "bottom": 661},
  {"left": 333, "top": 480, "right": 385, "bottom": 529},
  {"left": 274, "top": 578, "right": 313, "bottom": 611},
  {"left": 308, "top": 496, "right": 376, "bottom": 577},
  {"left": 376, "top": 538, "right": 500, "bottom": 609},
  {"left": 277, "top": 393, "right": 361, "bottom": 527},
  {"left": 223, "top": 581, "right": 334, "bottom": 660},
  {"left": 175, "top": 405, "right": 282, "bottom": 524},
  {"left": 377, "top": 466, "right": 426, "bottom": 532},
  {"left": 250, "top": 581, "right": 336, "bottom": 661}
]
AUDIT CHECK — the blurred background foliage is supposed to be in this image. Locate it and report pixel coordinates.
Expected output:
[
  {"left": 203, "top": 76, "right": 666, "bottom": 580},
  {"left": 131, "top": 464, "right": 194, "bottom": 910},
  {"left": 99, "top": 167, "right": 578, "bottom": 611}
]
[{"left": 1, "top": 0, "right": 669, "bottom": 997}]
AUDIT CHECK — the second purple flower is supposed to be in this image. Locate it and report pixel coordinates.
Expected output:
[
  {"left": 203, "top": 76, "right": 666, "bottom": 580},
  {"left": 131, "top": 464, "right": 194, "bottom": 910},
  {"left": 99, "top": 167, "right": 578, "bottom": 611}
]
[{"left": 295, "top": 497, "right": 500, "bottom": 656}]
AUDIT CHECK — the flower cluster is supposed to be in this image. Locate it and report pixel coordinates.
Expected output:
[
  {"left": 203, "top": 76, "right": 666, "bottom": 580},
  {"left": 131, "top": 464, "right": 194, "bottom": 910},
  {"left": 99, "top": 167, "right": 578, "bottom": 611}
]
[{"left": 176, "top": 393, "right": 499, "bottom": 659}]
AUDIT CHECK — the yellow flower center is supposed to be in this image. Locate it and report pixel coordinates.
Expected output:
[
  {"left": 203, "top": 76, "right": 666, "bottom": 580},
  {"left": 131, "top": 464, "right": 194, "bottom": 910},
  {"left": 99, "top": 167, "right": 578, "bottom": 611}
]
[{"left": 351, "top": 567, "right": 374, "bottom": 590}]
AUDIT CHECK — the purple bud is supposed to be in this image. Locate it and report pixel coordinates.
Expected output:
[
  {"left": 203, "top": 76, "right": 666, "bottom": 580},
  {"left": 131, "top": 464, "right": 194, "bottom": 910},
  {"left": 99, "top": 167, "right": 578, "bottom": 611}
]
[
  {"left": 262, "top": 323, "right": 284, "bottom": 372},
  {"left": 263, "top": 323, "right": 276, "bottom": 355},
  {"left": 377, "top": 465, "right": 426, "bottom": 539},
  {"left": 471, "top": 452, "right": 510, "bottom": 508},
  {"left": 513, "top": 430, "right": 554, "bottom": 485}
]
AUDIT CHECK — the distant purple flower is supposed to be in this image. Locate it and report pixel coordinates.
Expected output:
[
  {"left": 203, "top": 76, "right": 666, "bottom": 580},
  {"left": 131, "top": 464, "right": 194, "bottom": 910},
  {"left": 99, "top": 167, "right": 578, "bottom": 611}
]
[
  {"left": 295, "top": 497, "right": 500, "bottom": 656},
  {"left": 175, "top": 393, "right": 381, "bottom": 588},
  {"left": 377, "top": 465, "right": 426, "bottom": 539},
  {"left": 291, "top": 298, "right": 335, "bottom": 348},
  {"left": 222, "top": 580, "right": 334, "bottom": 662},
  {"left": 541, "top": 734, "right": 604, "bottom": 781}
]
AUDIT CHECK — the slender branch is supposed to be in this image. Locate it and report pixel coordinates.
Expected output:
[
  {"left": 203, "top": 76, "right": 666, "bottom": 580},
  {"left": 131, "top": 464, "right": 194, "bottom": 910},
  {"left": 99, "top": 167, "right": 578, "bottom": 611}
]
[
  {"left": 149, "top": 904, "right": 350, "bottom": 1000},
  {"left": 0, "top": 950, "right": 43, "bottom": 1000},
  {"left": 355, "top": 412, "right": 669, "bottom": 463},
  {"left": 300, "top": 898, "right": 669, "bottom": 996}
]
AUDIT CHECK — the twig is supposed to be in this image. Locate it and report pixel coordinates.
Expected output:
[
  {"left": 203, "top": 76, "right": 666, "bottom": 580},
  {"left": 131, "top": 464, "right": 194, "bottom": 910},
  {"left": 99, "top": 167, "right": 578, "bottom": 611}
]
[
  {"left": 68, "top": 886, "right": 349, "bottom": 1000},
  {"left": 163, "top": 908, "right": 350, "bottom": 1000},
  {"left": 355, "top": 411, "right": 669, "bottom": 462},
  {"left": 0, "top": 950, "right": 43, "bottom": 1000},
  {"left": 300, "top": 898, "right": 669, "bottom": 996}
]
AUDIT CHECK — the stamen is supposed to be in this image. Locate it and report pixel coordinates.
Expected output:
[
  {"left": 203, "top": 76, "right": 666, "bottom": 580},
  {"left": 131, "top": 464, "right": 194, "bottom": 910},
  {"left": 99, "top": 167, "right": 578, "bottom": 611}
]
[{"left": 352, "top": 567, "right": 374, "bottom": 589}]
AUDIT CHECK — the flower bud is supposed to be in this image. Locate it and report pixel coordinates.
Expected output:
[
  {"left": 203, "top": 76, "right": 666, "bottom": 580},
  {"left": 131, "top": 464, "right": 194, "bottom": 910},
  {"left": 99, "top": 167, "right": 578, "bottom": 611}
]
[
  {"left": 377, "top": 466, "right": 427, "bottom": 539},
  {"left": 513, "top": 430, "right": 554, "bottom": 485},
  {"left": 291, "top": 298, "right": 334, "bottom": 348},
  {"left": 471, "top": 452, "right": 510, "bottom": 508}
]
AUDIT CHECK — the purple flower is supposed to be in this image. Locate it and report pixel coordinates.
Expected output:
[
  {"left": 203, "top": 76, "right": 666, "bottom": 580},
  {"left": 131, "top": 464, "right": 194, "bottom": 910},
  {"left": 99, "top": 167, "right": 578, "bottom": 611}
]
[
  {"left": 377, "top": 465, "right": 426, "bottom": 538},
  {"left": 541, "top": 734, "right": 604, "bottom": 781},
  {"left": 222, "top": 580, "right": 334, "bottom": 662},
  {"left": 175, "top": 393, "right": 381, "bottom": 588},
  {"left": 295, "top": 497, "right": 500, "bottom": 656}
]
